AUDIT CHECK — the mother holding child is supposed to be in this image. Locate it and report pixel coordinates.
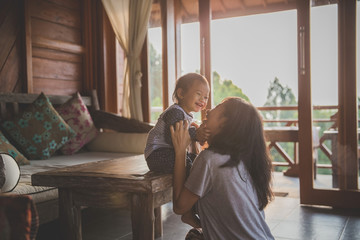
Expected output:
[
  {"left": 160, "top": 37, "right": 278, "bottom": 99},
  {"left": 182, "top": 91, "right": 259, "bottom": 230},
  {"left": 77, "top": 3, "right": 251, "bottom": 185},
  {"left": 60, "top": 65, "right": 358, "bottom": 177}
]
[{"left": 145, "top": 73, "right": 274, "bottom": 239}]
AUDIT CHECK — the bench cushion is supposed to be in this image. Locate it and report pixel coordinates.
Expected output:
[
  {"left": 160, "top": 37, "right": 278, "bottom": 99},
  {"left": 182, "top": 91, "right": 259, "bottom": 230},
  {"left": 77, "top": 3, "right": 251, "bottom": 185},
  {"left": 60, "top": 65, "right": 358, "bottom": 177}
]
[{"left": 86, "top": 132, "right": 148, "bottom": 154}]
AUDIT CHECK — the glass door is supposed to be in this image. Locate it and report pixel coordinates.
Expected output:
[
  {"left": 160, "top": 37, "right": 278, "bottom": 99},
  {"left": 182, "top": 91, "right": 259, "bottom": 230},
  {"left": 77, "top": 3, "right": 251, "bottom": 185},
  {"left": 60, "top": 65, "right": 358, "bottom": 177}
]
[{"left": 298, "top": 0, "right": 360, "bottom": 208}]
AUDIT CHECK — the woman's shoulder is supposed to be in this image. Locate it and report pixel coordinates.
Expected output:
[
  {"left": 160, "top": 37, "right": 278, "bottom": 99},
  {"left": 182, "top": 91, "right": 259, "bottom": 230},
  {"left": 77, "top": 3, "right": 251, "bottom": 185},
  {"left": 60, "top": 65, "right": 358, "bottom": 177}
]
[{"left": 197, "top": 149, "right": 230, "bottom": 165}]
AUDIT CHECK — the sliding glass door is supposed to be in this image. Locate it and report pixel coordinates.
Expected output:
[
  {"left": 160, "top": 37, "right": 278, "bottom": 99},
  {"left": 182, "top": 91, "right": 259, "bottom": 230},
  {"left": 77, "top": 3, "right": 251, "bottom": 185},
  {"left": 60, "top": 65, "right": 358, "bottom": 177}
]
[{"left": 299, "top": 0, "right": 360, "bottom": 208}]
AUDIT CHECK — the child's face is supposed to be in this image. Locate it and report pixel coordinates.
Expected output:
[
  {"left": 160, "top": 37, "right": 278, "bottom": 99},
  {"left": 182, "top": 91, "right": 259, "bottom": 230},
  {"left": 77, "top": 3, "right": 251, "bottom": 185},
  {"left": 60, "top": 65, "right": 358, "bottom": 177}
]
[{"left": 178, "top": 81, "right": 209, "bottom": 113}]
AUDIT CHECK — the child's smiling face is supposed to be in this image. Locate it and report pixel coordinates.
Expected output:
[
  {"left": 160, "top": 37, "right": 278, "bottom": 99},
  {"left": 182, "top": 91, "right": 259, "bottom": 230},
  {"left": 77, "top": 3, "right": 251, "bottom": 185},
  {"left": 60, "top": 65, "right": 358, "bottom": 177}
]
[{"left": 178, "top": 80, "right": 209, "bottom": 113}]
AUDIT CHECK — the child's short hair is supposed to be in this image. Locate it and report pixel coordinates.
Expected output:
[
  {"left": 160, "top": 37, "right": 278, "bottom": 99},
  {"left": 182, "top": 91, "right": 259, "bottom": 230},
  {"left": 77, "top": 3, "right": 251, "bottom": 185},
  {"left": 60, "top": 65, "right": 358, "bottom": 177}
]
[{"left": 172, "top": 73, "right": 209, "bottom": 103}]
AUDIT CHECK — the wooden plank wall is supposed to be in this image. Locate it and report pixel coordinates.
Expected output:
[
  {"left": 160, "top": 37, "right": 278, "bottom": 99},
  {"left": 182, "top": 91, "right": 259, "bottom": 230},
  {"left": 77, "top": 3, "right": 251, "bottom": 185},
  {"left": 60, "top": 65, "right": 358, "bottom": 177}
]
[
  {"left": 0, "top": 0, "right": 25, "bottom": 93},
  {"left": 26, "top": 0, "right": 84, "bottom": 95},
  {"left": 0, "top": 0, "right": 128, "bottom": 115}
]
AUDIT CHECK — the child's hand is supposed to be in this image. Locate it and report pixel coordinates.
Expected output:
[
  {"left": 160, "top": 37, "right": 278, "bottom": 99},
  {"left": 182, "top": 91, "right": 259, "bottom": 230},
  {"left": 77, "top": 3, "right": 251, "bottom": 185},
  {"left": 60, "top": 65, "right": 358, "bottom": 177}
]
[{"left": 196, "top": 122, "right": 210, "bottom": 145}]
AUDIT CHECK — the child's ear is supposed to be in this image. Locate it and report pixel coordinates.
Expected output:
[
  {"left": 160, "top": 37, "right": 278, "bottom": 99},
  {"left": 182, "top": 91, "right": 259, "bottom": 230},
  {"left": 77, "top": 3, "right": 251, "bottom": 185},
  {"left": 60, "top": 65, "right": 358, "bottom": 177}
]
[{"left": 177, "top": 88, "right": 184, "bottom": 99}]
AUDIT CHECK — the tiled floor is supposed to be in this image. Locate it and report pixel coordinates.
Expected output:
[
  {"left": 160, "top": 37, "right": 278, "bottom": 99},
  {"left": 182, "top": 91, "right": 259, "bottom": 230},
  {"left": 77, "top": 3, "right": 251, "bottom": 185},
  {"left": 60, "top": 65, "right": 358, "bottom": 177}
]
[{"left": 36, "top": 172, "right": 360, "bottom": 240}]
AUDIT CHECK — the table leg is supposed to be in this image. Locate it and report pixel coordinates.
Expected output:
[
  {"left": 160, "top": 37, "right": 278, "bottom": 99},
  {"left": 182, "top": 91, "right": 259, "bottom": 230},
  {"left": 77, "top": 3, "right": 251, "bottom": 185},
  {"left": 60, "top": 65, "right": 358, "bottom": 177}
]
[
  {"left": 131, "top": 193, "right": 154, "bottom": 240},
  {"left": 154, "top": 206, "right": 163, "bottom": 238},
  {"left": 59, "top": 188, "right": 82, "bottom": 240}
]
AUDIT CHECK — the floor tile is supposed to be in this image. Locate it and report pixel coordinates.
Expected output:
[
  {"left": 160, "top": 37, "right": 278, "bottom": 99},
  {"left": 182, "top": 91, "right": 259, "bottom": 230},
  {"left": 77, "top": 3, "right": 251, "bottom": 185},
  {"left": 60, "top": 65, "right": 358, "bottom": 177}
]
[{"left": 35, "top": 173, "right": 360, "bottom": 240}]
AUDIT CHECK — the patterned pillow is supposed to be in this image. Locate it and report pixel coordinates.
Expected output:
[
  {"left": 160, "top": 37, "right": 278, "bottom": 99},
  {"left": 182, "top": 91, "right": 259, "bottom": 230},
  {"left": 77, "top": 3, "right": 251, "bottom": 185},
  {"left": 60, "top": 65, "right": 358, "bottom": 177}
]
[
  {"left": 57, "top": 92, "right": 98, "bottom": 155},
  {"left": 0, "top": 93, "right": 75, "bottom": 160},
  {"left": 0, "top": 131, "right": 29, "bottom": 165}
]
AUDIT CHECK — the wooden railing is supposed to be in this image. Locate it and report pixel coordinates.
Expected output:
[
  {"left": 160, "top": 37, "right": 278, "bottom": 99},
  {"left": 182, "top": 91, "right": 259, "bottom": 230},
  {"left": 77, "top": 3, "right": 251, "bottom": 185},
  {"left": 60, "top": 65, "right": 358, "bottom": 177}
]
[{"left": 257, "top": 105, "right": 340, "bottom": 174}]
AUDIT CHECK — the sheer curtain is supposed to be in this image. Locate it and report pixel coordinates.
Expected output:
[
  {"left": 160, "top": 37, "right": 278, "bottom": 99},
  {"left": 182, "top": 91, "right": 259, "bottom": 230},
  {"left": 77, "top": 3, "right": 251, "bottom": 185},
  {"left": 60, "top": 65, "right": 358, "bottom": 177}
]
[{"left": 102, "top": 0, "right": 152, "bottom": 121}]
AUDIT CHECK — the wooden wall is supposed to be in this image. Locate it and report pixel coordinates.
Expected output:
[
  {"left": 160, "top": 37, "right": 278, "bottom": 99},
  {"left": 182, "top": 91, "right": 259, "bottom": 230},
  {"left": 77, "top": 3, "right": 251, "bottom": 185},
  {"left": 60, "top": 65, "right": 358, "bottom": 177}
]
[
  {"left": 0, "top": 0, "right": 25, "bottom": 93},
  {"left": 0, "top": 0, "right": 124, "bottom": 114},
  {"left": 25, "top": 0, "right": 85, "bottom": 95}
]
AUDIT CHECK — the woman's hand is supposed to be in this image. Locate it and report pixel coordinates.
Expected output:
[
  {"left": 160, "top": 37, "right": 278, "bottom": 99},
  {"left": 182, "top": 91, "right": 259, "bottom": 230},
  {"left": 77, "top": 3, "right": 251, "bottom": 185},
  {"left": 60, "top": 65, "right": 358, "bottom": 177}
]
[{"left": 170, "top": 120, "right": 191, "bottom": 154}]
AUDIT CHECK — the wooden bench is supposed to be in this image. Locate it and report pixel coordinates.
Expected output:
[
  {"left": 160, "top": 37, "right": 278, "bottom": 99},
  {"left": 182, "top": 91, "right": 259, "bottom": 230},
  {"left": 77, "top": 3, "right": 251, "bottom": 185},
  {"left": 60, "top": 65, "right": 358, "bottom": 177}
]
[{"left": 0, "top": 90, "right": 166, "bottom": 230}]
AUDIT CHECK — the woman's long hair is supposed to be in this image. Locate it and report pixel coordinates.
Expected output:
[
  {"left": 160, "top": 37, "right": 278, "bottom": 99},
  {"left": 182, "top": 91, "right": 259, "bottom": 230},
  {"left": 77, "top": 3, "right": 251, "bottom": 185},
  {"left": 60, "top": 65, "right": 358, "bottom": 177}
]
[{"left": 208, "top": 97, "right": 273, "bottom": 210}]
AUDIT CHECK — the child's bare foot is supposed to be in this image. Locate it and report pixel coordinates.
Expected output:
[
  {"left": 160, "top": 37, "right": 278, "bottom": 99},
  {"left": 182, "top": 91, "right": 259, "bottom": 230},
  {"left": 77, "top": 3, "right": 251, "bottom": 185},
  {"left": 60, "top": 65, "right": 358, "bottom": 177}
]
[{"left": 181, "top": 212, "right": 201, "bottom": 228}]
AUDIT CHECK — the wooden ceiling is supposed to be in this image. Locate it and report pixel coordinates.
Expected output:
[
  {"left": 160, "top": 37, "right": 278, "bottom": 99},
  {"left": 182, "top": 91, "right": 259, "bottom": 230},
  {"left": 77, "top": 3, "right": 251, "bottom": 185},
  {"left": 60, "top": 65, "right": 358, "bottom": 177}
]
[{"left": 149, "top": 0, "right": 338, "bottom": 27}]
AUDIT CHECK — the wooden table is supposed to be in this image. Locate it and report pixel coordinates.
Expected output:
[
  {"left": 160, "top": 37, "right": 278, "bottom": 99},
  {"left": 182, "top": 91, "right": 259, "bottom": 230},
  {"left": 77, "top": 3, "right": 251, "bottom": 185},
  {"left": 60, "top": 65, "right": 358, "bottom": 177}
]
[{"left": 32, "top": 155, "right": 173, "bottom": 240}]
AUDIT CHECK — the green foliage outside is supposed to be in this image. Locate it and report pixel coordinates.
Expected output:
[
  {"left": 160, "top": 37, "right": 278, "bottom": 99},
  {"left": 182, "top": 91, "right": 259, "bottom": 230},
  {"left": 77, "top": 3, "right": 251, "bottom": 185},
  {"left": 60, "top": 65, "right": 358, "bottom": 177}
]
[{"left": 212, "top": 71, "right": 250, "bottom": 106}]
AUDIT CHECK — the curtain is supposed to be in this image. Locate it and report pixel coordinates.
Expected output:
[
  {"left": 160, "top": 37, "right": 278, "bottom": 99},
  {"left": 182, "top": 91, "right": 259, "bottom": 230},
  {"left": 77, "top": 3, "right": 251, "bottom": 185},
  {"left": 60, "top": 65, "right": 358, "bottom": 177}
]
[{"left": 102, "top": 0, "right": 152, "bottom": 121}]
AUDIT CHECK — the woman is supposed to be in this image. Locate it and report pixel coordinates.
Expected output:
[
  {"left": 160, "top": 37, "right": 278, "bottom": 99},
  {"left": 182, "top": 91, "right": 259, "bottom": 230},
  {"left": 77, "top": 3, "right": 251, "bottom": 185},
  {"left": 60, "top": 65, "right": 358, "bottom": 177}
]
[{"left": 170, "top": 97, "right": 274, "bottom": 240}]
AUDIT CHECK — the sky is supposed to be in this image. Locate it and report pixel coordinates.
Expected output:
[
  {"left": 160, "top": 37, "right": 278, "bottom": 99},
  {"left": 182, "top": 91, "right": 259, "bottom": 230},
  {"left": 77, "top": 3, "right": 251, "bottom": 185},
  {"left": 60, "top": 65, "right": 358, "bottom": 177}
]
[{"left": 149, "top": 4, "right": 360, "bottom": 107}]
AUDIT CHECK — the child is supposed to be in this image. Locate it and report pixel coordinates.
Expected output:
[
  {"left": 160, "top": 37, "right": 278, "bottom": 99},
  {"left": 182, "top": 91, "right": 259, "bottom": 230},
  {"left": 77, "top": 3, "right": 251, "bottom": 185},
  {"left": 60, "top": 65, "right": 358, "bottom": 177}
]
[
  {"left": 144, "top": 72, "right": 210, "bottom": 228},
  {"left": 170, "top": 97, "right": 275, "bottom": 240}
]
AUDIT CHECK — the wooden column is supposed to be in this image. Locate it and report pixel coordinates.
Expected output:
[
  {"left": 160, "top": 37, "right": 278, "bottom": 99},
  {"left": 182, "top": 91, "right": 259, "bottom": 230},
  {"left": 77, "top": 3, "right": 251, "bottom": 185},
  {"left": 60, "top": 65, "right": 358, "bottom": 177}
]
[
  {"left": 82, "top": 0, "right": 96, "bottom": 96},
  {"left": 141, "top": 35, "right": 150, "bottom": 122},
  {"left": 174, "top": 0, "right": 182, "bottom": 80},
  {"left": 199, "top": 0, "right": 212, "bottom": 112},
  {"left": 24, "top": 0, "right": 33, "bottom": 93},
  {"left": 297, "top": 0, "right": 314, "bottom": 203},
  {"left": 99, "top": 3, "right": 118, "bottom": 114},
  {"left": 160, "top": 0, "right": 176, "bottom": 109},
  {"left": 337, "top": 0, "right": 358, "bottom": 190}
]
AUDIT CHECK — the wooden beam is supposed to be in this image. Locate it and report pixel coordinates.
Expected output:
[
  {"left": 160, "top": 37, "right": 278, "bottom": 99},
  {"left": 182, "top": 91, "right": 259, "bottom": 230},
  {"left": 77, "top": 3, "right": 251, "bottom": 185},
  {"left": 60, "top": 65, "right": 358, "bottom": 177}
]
[
  {"left": 141, "top": 34, "right": 150, "bottom": 123},
  {"left": 297, "top": 0, "right": 314, "bottom": 203},
  {"left": 199, "top": 0, "right": 212, "bottom": 114},
  {"left": 82, "top": 0, "right": 95, "bottom": 94},
  {"left": 160, "top": 0, "right": 176, "bottom": 109},
  {"left": 24, "top": 0, "right": 33, "bottom": 93},
  {"left": 337, "top": 0, "right": 358, "bottom": 190},
  {"left": 174, "top": 0, "right": 182, "bottom": 79}
]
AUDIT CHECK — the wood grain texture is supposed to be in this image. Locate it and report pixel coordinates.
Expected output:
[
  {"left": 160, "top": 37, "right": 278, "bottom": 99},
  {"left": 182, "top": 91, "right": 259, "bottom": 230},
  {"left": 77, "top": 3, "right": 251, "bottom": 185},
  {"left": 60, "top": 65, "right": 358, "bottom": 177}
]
[
  {"left": 0, "top": 38, "right": 23, "bottom": 92},
  {"left": 31, "top": 18, "right": 82, "bottom": 44},
  {"left": 29, "top": 0, "right": 81, "bottom": 28},
  {"left": 32, "top": 47, "right": 82, "bottom": 63},
  {"left": 32, "top": 156, "right": 172, "bottom": 194},
  {"left": 131, "top": 193, "right": 155, "bottom": 240},
  {"left": 32, "top": 57, "right": 82, "bottom": 80},
  {"left": 46, "top": 0, "right": 81, "bottom": 10},
  {"left": 32, "top": 78, "right": 82, "bottom": 95}
]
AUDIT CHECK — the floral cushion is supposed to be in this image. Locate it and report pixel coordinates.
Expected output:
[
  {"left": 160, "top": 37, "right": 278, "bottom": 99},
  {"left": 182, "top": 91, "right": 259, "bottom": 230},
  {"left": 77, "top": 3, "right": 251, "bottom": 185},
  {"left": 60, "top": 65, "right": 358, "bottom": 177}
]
[
  {"left": 57, "top": 92, "right": 98, "bottom": 155},
  {"left": 0, "top": 93, "right": 75, "bottom": 160},
  {"left": 0, "top": 131, "right": 29, "bottom": 165}
]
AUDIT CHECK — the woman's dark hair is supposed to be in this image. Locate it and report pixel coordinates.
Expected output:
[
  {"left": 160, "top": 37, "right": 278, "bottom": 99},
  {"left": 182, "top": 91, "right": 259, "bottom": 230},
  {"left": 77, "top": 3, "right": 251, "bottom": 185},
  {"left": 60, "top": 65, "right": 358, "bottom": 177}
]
[
  {"left": 172, "top": 73, "right": 208, "bottom": 103},
  {"left": 208, "top": 97, "right": 273, "bottom": 210}
]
